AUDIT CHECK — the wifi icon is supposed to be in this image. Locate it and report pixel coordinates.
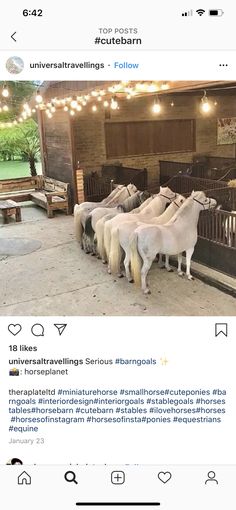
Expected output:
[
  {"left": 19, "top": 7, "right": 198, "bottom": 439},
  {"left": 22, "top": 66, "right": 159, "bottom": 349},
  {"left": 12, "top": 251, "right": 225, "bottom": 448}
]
[{"left": 196, "top": 8, "right": 205, "bottom": 15}]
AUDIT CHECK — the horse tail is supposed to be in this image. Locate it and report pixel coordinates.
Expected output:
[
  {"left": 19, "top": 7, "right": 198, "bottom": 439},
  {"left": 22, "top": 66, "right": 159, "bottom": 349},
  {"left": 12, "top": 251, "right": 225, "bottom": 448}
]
[
  {"left": 130, "top": 232, "right": 142, "bottom": 287},
  {"left": 109, "top": 228, "right": 122, "bottom": 274},
  {"left": 74, "top": 204, "right": 83, "bottom": 243},
  {"left": 84, "top": 214, "right": 94, "bottom": 238},
  {"left": 96, "top": 217, "right": 106, "bottom": 260},
  {"left": 104, "top": 221, "right": 112, "bottom": 259}
]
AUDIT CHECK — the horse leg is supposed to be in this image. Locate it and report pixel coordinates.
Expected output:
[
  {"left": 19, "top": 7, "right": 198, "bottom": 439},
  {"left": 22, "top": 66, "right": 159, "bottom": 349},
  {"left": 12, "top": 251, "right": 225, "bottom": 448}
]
[
  {"left": 165, "top": 255, "right": 173, "bottom": 272},
  {"left": 157, "top": 253, "right": 165, "bottom": 268},
  {"left": 186, "top": 247, "right": 195, "bottom": 280},
  {"left": 177, "top": 253, "right": 184, "bottom": 276},
  {"left": 124, "top": 250, "right": 133, "bottom": 283},
  {"left": 141, "top": 257, "right": 153, "bottom": 294}
]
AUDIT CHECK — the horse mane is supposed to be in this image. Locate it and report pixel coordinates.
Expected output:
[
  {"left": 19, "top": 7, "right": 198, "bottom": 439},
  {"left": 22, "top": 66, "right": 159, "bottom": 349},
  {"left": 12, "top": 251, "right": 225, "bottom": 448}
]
[{"left": 121, "top": 191, "right": 142, "bottom": 212}]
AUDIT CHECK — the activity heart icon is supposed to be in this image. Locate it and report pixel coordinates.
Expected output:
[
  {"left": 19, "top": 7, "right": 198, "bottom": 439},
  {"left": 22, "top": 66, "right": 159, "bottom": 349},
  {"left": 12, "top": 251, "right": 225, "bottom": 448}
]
[
  {"left": 8, "top": 324, "right": 22, "bottom": 336},
  {"left": 158, "top": 471, "right": 172, "bottom": 484}
]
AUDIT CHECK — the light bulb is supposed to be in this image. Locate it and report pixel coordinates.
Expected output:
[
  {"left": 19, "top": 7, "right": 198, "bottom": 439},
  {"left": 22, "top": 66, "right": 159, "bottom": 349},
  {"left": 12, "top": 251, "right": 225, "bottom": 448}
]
[
  {"left": 92, "top": 105, "right": 97, "bottom": 112},
  {"left": 70, "top": 110, "right": 75, "bottom": 116},
  {"left": 76, "top": 105, "right": 82, "bottom": 111},
  {"left": 36, "top": 91, "right": 43, "bottom": 103},
  {"left": 111, "top": 97, "right": 118, "bottom": 110},
  {"left": 201, "top": 101, "right": 211, "bottom": 113},
  {"left": 152, "top": 99, "right": 161, "bottom": 114},
  {"left": 103, "top": 101, "right": 109, "bottom": 108},
  {"left": 170, "top": 101, "right": 174, "bottom": 107},
  {"left": 2, "top": 85, "right": 9, "bottom": 98},
  {"left": 47, "top": 112, "right": 53, "bottom": 118},
  {"left": 70, "top": 99, "right": 78, "bottom": 109},
  {"left": 3, "top": 105, "right": 9, "bottom": 112},
  {"left": 201, "top": 91, "right": 211, "bottom": 113},
  {"left": 64, "top": 106, "right": 69, "bottom": 112}
]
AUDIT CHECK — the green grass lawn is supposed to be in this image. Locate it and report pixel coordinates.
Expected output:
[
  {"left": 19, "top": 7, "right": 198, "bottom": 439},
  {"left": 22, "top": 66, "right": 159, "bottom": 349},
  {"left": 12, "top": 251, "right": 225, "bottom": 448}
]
[{"left": 0, "top": 160, "right": 42, "bottom": 180}]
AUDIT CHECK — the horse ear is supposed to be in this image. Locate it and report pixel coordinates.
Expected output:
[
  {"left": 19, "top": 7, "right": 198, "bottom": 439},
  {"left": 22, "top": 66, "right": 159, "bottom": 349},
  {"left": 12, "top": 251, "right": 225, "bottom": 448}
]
[{"left": 160, "top": 186, "right": 163, "bottom": 191}]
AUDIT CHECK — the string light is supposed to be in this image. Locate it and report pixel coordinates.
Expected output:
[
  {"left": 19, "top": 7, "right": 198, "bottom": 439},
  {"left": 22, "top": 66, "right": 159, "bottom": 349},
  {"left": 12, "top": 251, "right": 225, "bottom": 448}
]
[
  {"left": 152, "top": 97, "right": 161, "bottom": 114},
  {"left": 201, "top": 90, "right": 211, "bottom": 113},
  {"left": 2, "top": 84, "right": 9, "bottom": 98},
  {"left": 0, "top": 81, "right": 223, "bottom": 128},
  {"left": 110, "top": 96, "right": 118, "bottom": 110},
  {"left": 35, "top": 90, "right": 43, "bottom": 103},
  {"left": 70, "top": 98, "right": 78, "bottom": 109}
]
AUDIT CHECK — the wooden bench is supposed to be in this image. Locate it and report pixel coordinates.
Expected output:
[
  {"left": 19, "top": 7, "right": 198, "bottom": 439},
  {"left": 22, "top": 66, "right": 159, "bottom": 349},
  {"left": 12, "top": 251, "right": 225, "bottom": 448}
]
[
  {"left": 0, "top": 199, "right": 22, "bottom": 224},
  {"left": 0, "top": 176, "right": 69, "bottom": 218}
]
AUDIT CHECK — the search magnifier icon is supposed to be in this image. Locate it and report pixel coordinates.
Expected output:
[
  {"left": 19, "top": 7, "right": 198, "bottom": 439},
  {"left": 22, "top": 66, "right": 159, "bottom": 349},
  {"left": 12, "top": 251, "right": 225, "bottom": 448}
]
[{"left": 64, "top": 470, "right": 78, "bottom": 484}]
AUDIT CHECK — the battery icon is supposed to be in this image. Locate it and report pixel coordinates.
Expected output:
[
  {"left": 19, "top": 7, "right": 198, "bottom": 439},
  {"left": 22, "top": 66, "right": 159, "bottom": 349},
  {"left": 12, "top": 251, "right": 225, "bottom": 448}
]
[{"left": 209, "top": 9, "right": 224, "bottom": 16}]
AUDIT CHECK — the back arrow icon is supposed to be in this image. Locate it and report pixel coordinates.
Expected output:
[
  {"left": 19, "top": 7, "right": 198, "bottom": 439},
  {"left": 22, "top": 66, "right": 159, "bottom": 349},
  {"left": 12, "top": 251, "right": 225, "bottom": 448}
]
[{"left": 11, "top": 32, "right": 17, "bottom": 42}]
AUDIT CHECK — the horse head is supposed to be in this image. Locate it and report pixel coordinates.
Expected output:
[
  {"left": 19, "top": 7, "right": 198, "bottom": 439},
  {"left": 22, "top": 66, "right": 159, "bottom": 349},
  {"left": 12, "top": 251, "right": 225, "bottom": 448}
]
[
  {"left": 127, "top": 183, "right": 138, "bottom": 195},
  {"left": 191, "top": 190, "right": 217, "bottom": 210},
  {"left": 159, "top": 186, "right": 177, "bottom": 202}
]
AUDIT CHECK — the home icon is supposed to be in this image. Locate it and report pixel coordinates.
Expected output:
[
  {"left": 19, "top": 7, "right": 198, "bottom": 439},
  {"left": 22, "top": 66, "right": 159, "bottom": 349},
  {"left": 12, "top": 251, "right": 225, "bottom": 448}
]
[{"left": 18, "top": 471, "right": 31, "bottom": 485}]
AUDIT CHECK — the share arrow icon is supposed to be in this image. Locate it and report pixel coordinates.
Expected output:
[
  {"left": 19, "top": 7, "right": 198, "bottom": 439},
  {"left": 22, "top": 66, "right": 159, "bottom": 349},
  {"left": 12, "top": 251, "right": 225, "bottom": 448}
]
[{"left": 54, "top": 324, "right": 67, "bottom": 336}]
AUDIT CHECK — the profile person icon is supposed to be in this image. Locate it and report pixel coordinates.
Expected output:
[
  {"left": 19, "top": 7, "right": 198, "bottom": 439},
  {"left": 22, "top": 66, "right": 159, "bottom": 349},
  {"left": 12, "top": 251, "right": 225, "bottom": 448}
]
[{"left": 205, "top": 471, "right": 218, "bottom": 484}]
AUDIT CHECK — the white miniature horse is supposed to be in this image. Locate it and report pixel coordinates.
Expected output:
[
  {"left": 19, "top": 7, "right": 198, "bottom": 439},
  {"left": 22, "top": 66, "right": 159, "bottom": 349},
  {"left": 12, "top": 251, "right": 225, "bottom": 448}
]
[
  {"left": 84, "top": 190, "right": 150, "bottom": 254},
  {"left": 74, "top": 183, "right": 137, "bottom": 245},
  {"left": 224, "top": 211, "right": 236, "bottom": 247},
  {"left": 104, "top": 187, "right": 177, "bottom": 264},
  {"left": 95, "top": 195, "right": 156, "bottom": 262},
  {"left": 109, "top": 194, "right": 186, "bottom": 280},
  {"left": 130, "top": 191, "right": 217, "bottom": 294}
]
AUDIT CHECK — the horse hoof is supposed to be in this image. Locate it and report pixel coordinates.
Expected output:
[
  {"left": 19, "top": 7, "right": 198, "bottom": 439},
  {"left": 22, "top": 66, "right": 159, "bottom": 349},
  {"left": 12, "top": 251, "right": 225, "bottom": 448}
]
[
  {"left": 128, "top": 278, "right": 134, "bottom": 283},
  {"left": 178, "top": 271, "right": 184, "bottom": 277},
  {"left": 102, "top": 260, "right": 107, "bottom": 265},
  {"left": 118, "top": 273, "right": 124, "bottom": 278},
  {"left": 107, "top": 269, "right": 111, "bottom": 274},
  {"left": 144, "top": 289, "right": 151, "bottom": 295},
  {"left": 166, "top": 268, "right": 173, "bottom": 272},
  {"left": 160, "top": 265, "right": 165, "bottom": 269},
  {"left": 97, "top": 255, "right": 101, "bottom": 259},
  {"left": 188, "top": 275, "right": 195, "bottom": 281}
]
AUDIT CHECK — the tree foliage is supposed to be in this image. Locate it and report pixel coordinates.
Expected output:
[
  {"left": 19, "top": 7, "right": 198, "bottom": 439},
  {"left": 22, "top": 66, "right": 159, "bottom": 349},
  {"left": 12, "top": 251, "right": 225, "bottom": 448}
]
[{"left": 0, "top": 82, "right": 41, "bottom": 175}]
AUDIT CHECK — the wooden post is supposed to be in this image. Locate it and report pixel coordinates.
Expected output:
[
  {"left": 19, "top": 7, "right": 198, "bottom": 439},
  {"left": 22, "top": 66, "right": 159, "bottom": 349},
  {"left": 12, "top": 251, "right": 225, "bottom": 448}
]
[{"left": 75, "top": 163, "right": 85, "bottom": 204}]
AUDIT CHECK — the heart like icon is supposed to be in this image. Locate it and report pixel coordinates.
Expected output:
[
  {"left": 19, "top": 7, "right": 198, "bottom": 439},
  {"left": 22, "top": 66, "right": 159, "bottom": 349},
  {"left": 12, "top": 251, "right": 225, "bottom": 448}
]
[
  {"left": 158, "top": 471, "right": 172, "bottom": 484},
  {"left": 8, "top": 324, "right": 22, "bottom": 336}
]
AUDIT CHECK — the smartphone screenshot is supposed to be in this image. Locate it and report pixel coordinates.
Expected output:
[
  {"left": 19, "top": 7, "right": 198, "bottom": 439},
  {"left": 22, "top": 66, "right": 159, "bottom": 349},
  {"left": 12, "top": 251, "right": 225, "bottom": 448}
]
[{"left": 0, "top": 2, "right": 235, "bottom": 509}]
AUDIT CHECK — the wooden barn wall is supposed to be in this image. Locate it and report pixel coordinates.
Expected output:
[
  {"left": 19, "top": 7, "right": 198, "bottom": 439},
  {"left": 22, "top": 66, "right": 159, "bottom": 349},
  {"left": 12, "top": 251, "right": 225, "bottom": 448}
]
[
  {"left": 72, "top": 93, "right": 236, "bottom": 187},
  {"left": 41, "top": 111, "right": 76, "bottom": 206}
]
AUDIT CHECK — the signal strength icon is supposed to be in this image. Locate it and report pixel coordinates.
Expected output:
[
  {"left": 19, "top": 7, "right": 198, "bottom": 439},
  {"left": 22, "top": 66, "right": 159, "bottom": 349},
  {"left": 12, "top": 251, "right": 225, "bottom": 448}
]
[
  {"left": 182, "top": 9, "right": 193, "bottom": 16},
  {"left": 196, "top": 9, "right": 205, "bottom": 16}
]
